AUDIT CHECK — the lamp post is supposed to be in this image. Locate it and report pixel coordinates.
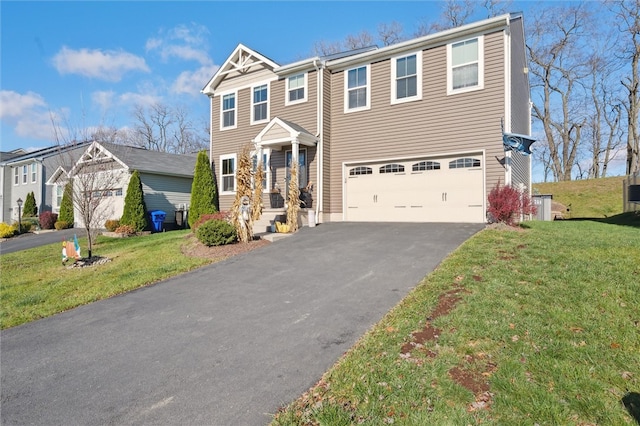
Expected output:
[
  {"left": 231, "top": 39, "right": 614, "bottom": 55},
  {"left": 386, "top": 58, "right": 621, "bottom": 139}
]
[{"left": 16, "top": 198, "right": 23, "bottom": 234}]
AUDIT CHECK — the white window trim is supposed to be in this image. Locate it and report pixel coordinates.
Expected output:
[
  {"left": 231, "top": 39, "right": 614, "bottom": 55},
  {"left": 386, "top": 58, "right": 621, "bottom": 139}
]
[
  {"left": 251, "top": 148, "right": 271, "bottom": 190},
  {"left": 285, "top": 73, "right": 308, "bottom": 106},
  {"left": 250, "top": 82, "right": 270, "bottom": 125},
  {"left": 31, "top": 163, "right": 37, "bottom": 183},
  {"left": 22, "top": 165, "right": 27, "bottom": 184},
  {"left": 391, "top": 51, "right": 423, "bottom": 104},
  {"left": 13, "top": 167, "right": 19, "bottom": 186},
  {"left": 344, "top": 64, "right": 371, "bottom": 113},
  {"left": 220, "top": 153, "right": 237, "bottom": 195},
  {"left": 219, "top": 90, "right": 237, "bottom": 131},
  {"left": 447, "top": 35, "right": 484, "bottom": 96}
]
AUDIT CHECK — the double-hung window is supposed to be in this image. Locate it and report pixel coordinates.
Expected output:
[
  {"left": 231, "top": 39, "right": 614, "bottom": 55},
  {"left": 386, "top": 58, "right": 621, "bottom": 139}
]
[
  {"left": 448, "top": 36, "right": 483, "bottom": 94},
  {"left": 392, "top": 52, "right": 422, "bottom": 103},
  {"left": 22, "top": 165, "right": 27, "bottom": 184},
  {"left": 221, "top": 92, "right": 236, "bottom": 129},
  {"left": 251, "top": 84, "right": 268, "bottom": 124},
  {"left": 221, "top": 154, "right": 237, "bottom": 193},
  {"left": 286, "top": 73, "right": 306, "bottom": 105},
  {"left": 345, "top": 65, "right": 370, "bottom": 112},
  {"left": 13, "top": 167, "right": 19, "bottom": 185},
  {"left": 31, "top": 163, "right": 37, "bottom": 183}
]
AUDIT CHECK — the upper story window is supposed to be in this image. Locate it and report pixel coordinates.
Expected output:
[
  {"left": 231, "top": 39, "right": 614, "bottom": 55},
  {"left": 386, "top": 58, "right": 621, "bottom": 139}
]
[
  {"left": 392, "top": 52, "right": 422, "bottom": 103},
  {"left": 13, "top": 167, "right": 19, "bottom": 185},
  {"left": 31, "top": 163, "right": 37, "bottom": 183},
  {"left": 345, "top": 65, "right": 370, "bottom": 112},
  {"left": 449, "top": 158, "right": 481, "bottom": 169},
  {"left": 221, "top": 154, "right": 237, "bottom": 193},
  {"left": 286, "top": 73, "right": 307, "bottom": 105},
  {"left": 448, "top": 36, "right": 484, "bottom": 94},
  {"left": 22, "top": 165, "right": 28, "bottom": 184},
  {"left": 221, "top": 92, "right": 236, "bottom": 130},
  {"left": 252, "top": 84, "right": 269, "bottom": 124}
]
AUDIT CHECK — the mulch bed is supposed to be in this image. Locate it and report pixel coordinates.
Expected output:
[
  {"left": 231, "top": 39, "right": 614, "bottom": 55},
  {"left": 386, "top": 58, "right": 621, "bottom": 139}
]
[{"left": 180, "top": 233, "right": 270, "bottom": 261}]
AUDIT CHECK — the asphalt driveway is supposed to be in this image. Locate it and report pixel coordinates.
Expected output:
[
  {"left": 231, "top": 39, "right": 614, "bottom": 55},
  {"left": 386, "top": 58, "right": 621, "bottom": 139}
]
[{"left": 1, "top": 222, "right": 482, "bottom": 425}]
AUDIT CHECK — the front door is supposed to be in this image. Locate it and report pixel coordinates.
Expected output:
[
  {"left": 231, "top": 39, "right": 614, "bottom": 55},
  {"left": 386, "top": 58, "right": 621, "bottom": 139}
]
[{"left": 285, "top": 149, "right": 307, "bottom": 189}]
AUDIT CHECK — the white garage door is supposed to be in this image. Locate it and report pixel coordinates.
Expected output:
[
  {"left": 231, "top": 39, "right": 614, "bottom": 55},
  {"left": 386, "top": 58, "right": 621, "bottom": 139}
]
[{"left": 345, "top": 154, "right": 485, "bottom": 223}]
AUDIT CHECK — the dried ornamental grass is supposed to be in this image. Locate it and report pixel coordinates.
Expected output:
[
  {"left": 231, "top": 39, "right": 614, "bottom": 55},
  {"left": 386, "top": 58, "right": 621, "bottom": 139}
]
[
  {"left": 231, "top": 144, "right": 254, "bottom": 243},
  {"left": 252, "top": 159, "right": 264, "bottom": 222},
  {"left": 287, "top": 163, "right": 301, "bottom": 233}
]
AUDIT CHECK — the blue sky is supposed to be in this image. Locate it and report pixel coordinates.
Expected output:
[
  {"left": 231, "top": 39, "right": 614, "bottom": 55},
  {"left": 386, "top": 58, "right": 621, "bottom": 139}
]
[{"left": 3, "top": 1, "right": 464, "bottom": 153}]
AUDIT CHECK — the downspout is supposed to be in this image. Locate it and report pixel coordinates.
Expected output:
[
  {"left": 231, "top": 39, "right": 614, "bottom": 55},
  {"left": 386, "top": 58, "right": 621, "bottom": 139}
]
[{"left": 313, "top": 59, "right": 324, "bottom": 223}]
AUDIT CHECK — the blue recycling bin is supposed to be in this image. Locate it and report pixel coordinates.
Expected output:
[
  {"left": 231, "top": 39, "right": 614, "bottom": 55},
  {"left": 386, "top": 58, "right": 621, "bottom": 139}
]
[{"left": 149, "top": 210, "right": 166, "bottom": 232}]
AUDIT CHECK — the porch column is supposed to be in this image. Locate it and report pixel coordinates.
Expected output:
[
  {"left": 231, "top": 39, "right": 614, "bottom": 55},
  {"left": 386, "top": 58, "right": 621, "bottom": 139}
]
[{"left": 292, "top": 138, "right": 300, "bottom": 186}]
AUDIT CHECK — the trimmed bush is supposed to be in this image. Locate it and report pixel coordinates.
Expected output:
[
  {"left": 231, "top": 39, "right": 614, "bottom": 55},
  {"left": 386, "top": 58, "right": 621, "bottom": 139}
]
[
  {"left": 120, "top": 170, "right": 148, "bottom": 232},
  {"left": 55, "top": 221, "right": 71, "bottom": 230},
  {"left": 104, "top": 219, "right": 120, "bottom": 232},
  {"left": 196, "top": 219, "right": 237, "bottom": 247},
  {"left": 189, "top": 151, "right": 218, "bottom": 229},
  {"left": 191, "top": 211, "right": 230, "bottom": 232},
  {"left": 22, "top": 192, "right": 37, "bottom": 217},
  {"left": 39, "top": 211, "right": 58, "bottom": 230},
  {"left": 488, "top": 182, "right": 537, "bottom": 226},
  {"left": 0, "top": 222, "right": 16, "bottom": 238},
  {"left": 59, "top": 181, "right": 74, "bottom": 225}
]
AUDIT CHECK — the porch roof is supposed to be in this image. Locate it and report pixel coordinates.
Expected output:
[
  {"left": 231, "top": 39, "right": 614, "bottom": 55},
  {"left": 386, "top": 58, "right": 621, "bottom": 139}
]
[{"left": 253, "top": 117, "right": 318, "bottom": 150}]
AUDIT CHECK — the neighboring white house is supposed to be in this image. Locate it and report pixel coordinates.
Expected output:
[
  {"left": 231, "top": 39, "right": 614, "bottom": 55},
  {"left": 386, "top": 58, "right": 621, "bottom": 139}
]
[{"left": 57, "top": 141, "right": 198, "bottom": 229}]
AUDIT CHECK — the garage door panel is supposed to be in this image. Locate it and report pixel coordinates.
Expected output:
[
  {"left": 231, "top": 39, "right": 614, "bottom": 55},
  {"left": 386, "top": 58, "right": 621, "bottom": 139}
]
[{"left": 345, "top": 154, "right": 484, "bottom": 223}]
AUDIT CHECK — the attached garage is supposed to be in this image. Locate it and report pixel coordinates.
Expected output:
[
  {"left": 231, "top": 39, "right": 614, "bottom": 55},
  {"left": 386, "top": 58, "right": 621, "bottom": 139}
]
[{"left": 344, "top": 152, "right": 485, "bottom": 223}]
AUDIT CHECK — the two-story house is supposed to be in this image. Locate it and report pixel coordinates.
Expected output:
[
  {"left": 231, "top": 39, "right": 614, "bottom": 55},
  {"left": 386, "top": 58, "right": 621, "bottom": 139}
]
[
  {"left": 0, "top": 143, "right": 90, "bottom": 224},
  {"left": 202, "top": 13, "right": 533, "bottom": 225}
]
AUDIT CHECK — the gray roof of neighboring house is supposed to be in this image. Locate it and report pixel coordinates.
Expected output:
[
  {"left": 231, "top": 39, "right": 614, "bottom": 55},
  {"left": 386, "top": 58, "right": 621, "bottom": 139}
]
[
  {"left": 0, "top": 142, "right": 91, "bottom": 165},
  {"left": 99, "top": 142, "right": 198, "bottom": 178}
]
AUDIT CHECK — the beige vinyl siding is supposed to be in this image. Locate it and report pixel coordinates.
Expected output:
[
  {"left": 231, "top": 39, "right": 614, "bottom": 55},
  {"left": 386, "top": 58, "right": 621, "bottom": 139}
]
[
  {"left": 322, "top": 67, "right": 333, "bottom": 214},
  {"left": 217, "top": 67, "right": 275, "bottom": 93},
  {"left": 140, "top": 173, "right": 193, "bottom": 223},
  {"left": 509, "top": 15, "right": 531, "bottom": 135},
  {"left": 211, "top": 69, "right": 320, "bottom": 212},
  {"left": 510, "top": 151, "right": 530, "bottom": 190},
  {"left": 328, "top": 30, "right": 507, "bottom": 216}
]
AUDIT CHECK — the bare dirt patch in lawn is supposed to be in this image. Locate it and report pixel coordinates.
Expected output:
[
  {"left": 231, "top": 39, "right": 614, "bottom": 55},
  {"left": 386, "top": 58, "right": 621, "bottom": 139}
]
[{"left": 180, "top": 233, "right": 270, "bottom": 261}]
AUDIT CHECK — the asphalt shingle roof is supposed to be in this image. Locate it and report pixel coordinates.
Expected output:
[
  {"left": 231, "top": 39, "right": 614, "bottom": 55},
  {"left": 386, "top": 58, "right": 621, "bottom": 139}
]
[{"left": 99, "top": 143, "right": 198, "bottom": 178}]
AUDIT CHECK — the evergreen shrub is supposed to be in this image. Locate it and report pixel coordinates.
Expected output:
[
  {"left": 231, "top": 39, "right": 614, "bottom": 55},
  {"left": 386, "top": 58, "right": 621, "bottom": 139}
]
[{"left": 196, "top": 219, "right": 237, "bottom": 247}]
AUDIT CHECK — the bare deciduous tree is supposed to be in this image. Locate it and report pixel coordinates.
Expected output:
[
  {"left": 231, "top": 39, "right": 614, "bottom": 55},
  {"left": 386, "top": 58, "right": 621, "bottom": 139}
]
[
  {"left": 608, "top": 0, "right": 640, "bottom": 175},
  {"left": 527, "top": 5, "right": 593, "bottom": 181},
  {"left": 377, "top": 21, "right": 404, "bottom": 46}
]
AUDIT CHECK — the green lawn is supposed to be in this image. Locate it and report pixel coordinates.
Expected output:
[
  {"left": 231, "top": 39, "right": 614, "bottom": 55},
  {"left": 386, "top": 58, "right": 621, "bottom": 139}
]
[
  {"left": 272, "top": 217, "right": 640, "bottom": 425},
  {"left": 0, "top": 230, "right": 212, "bottom": 329},
  {"left": 533, "top": 176, "right": 626, "bottom": 218}
]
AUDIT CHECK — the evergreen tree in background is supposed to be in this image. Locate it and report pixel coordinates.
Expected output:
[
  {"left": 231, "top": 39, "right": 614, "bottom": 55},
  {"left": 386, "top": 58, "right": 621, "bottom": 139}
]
[
  {"left": 189, "top": 151, "right": 218, "bottom": 228},
  {"left": 22, "top": 191, "right": 37, "bottom": 217},
  {"left": 58, "top": 181, "right": 74, "bottom": 226},
  {"left": 120, "top": 170, "right": 148, "bottom": 232}
]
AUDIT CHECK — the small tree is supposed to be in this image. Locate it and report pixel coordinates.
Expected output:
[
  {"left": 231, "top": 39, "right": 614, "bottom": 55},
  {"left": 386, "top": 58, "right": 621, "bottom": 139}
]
[
  {"left": 189, "top": 151, "right": 218, "bottom": 228},
  {"left": 120, "top": 170, "right": 148, "bottom": 232},
  {"left": 58, "top": 181, "right": 74, "bottom": 226},
  {"left": 22, "top": 191, "right": 37, "bottom": 217}
]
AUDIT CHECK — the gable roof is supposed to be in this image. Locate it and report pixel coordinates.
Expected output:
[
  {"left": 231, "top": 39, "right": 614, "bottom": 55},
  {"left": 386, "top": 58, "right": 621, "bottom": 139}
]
[
  {"left": 253, "top": 117, "right": 318, "bottom": 149},
  {"left": 202, "top": 44, "right": 279, "bottom": 95},
  {"left": 72, "top": 141, "right": 198, "bottom": 178},
  {"left": 0, "top": 142, "right": 91, "bottom": 166}
]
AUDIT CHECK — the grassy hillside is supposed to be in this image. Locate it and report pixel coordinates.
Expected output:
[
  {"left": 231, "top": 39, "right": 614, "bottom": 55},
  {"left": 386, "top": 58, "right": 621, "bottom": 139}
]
[{"left": 533, "top": 176, "right": 626, "bottom": 218}]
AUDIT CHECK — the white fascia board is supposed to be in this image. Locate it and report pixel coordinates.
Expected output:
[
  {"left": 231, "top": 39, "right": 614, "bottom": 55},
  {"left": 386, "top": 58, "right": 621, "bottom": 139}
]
[
  {"left": 275, "top": 57, "right": 321, "bottom": 76},
  {"left": 327, "top": 14, "right": 510, "bottom": 72}
]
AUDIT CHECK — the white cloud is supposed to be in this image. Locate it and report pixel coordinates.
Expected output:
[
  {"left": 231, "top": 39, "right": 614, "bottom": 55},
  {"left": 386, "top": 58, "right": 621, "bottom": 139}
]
[
  {"left": 146, "top": 23, "right": 212, "bottom": 65},
  {"left": 0, "top": 90, "right": 57, "bottom": 140},
  {"left": 91, "top": 89, "right": 160, "bottom": 112},
  {"left": 52, "top": 46, "right": 150, "bottom": 82},
  {"left": 172, "top": 64, "right": 220, "bottom": 96}
]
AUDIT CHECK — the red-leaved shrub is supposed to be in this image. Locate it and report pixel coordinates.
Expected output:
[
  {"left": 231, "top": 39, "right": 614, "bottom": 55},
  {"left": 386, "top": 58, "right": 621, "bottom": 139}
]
[
  {"left": 39, "top": 211, "right": 58, "bottom": 230},
  {"left": 487, "top": 182, "right": 536, "bottom": 226},
  {"left": 191, "top": 211, "right": 230, "bottom": 232}
]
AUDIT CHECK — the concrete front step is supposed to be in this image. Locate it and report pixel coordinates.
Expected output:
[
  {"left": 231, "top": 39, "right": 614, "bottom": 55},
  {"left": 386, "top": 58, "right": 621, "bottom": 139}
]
[{"left": 254, "top": 208, "right": 315, "bottom": 233}]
